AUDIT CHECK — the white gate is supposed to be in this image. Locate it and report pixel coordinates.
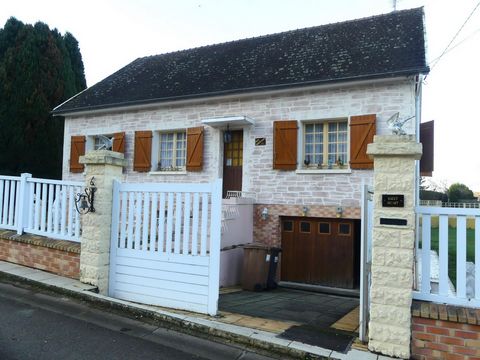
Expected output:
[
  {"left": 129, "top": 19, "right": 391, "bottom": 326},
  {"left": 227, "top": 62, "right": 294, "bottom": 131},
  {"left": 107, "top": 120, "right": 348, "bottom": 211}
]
[
  {"left": 108, "top": 179, "right": 222, "bottom": 315},
  {"left": 359, "top": 185, "right": 373, "bottom": 342}
]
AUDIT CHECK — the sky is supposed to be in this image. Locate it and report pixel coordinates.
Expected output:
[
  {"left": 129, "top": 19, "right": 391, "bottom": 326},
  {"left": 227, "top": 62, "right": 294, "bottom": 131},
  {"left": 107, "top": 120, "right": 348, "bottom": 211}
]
[{"left": 1, "top": 0, "right": 480, "bottom": 191}]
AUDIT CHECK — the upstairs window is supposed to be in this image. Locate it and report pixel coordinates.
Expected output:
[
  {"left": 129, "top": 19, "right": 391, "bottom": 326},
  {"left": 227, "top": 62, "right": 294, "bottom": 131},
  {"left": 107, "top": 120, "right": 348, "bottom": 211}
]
[
  {"left": 303, "top": 120, "right": 348, "bottom": 169},
  {"left": 157, "top": 131, "right": 186, "bottom": 171}
]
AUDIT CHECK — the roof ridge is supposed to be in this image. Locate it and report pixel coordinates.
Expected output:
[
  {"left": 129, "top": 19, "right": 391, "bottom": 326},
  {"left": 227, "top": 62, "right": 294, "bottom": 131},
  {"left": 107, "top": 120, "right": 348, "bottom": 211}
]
[{"left": 139, "top": 7, "right": 424, "bottom": 61}]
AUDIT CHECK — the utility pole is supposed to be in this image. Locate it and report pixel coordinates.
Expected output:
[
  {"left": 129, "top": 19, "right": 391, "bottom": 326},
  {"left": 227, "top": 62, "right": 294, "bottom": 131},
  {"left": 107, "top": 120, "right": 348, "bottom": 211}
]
[{"left": 393, "top": 0, "right": 397, "bottom": 11}]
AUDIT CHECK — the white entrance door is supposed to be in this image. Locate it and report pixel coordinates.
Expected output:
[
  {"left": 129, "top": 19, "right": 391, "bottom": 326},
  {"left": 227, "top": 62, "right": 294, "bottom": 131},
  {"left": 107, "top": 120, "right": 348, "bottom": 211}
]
[
  {"left": 359, "top": 185, "right": 373, "bottom": 342},
  {"left": 108, "top": 179, "right": 222, "bottom": 315}
]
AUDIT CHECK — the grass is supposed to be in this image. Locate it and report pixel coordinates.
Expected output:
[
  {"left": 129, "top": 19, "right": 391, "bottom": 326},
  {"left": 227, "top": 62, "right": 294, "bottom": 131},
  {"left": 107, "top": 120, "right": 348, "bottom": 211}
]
[{"left": 427, "top": 226, "right": 476, "bottom": 287}]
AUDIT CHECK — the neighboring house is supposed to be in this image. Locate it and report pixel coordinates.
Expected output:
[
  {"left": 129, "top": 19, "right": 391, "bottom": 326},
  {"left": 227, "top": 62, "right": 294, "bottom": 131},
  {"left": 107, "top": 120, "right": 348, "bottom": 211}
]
[{"left": 53, "top": 8, "right": 429, "bottom": 290}]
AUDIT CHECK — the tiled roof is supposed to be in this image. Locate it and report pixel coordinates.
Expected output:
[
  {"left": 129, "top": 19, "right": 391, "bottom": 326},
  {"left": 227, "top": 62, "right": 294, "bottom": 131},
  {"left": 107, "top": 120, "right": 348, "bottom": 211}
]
[{"left": 53, "top": 8, "right": 429, "bottom": 115}]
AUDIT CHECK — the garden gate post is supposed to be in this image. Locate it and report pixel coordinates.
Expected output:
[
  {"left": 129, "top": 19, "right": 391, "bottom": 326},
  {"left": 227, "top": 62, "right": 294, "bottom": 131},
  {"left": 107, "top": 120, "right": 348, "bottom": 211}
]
[
  {"left": 366, "top": 135, "right": 422, "bottom": 359},
  {"left": 79, "top": 150, "right": 126, "bottom": 295}
]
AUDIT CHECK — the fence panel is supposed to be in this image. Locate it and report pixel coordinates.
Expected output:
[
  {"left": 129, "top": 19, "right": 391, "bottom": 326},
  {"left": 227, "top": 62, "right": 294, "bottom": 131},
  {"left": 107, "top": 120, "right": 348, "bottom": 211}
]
[
  {"left": 109, "top": 179, "right": 222, "bottom": 315},
  {"left": 0, "top": 176, "right": 21, "bottom": 230},
  {"left": 414, "top": 206, "right": 480, "bottom": 307},
  {"left": 22, "top": 177, "right": 83, "bottom": 242}
]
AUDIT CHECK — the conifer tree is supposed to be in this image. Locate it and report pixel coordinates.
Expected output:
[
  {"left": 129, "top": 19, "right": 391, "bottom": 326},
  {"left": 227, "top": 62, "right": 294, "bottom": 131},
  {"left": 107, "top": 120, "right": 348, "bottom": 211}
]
[{"left": 0, "top": 17, "right": 86, "bottom": 178}]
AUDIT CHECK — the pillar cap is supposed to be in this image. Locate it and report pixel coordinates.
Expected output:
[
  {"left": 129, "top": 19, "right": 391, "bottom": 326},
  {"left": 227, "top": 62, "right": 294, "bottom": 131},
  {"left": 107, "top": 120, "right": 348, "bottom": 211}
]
[
  {"left": 80, "top": 150, "right": 127, "bottom": 167},
  {"left": 367, "top": 135, "right": 422, "bottom": 159}
]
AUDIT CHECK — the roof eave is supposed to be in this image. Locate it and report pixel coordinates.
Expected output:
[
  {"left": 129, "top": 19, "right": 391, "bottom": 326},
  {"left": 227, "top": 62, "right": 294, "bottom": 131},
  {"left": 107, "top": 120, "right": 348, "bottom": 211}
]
[{"left": 52, "top": 67, "right": 429, "bottom": 116}]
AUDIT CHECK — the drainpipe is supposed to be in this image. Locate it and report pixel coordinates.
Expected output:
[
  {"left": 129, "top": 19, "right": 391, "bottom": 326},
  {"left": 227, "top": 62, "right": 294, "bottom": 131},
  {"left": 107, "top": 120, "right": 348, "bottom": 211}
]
[{"left": 414, "top": 74, "right": 423, "bottom": 289}]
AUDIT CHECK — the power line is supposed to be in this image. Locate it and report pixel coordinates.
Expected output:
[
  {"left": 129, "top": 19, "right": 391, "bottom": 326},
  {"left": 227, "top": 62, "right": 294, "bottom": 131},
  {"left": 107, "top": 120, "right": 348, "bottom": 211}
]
[
  {"left": 430, "top": 1, "right": 480, "bottom": 69},
  {"left": 428, "top": 26, "right": 480, "bottom": 64}
]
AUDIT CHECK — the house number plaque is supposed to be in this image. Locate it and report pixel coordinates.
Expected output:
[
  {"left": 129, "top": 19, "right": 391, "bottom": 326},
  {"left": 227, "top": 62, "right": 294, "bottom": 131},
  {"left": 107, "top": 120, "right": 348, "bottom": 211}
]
[{"left": 382, "top": 194, "right": 404, "bottom": 208}]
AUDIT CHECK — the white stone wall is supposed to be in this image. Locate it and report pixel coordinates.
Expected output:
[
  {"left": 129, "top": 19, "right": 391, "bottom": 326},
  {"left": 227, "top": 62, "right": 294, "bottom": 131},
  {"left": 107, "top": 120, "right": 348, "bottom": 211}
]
[{"left": 63, "top": 78, "right": 416, "bottom": 208}]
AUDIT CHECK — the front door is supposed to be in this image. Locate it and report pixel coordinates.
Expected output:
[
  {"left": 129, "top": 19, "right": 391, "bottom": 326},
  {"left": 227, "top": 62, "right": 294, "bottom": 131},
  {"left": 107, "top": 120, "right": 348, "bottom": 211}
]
[
  {"left": 281, "top": 217, "right": 356, "bottom": 288},
  {"left": 222, "top": 130, "right": 243, "bottom": 198}
]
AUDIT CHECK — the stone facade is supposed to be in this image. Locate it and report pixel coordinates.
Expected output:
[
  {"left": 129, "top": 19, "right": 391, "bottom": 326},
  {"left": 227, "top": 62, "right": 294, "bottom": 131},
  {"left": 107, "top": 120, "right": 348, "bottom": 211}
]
[
  {"left": 366, "top": 135, "right": 422, "bottom": 358},
  {"left": 62, "top": 78, "right": 417, "bottom": 246},
  {"left": 0, "top": 230, "right": 80, "bottom": 279},
  {"left": 63, "top": 79, "right": 415, "bottom": 200},
  {"left": 79, "top": 151, "right": 126, "bottom": 294}
]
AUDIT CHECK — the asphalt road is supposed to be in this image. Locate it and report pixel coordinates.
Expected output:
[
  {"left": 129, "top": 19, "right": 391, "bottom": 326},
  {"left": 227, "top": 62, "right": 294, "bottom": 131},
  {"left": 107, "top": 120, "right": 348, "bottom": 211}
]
[{"left": 0, "top": 282, "right": 276, "bottom": 360}]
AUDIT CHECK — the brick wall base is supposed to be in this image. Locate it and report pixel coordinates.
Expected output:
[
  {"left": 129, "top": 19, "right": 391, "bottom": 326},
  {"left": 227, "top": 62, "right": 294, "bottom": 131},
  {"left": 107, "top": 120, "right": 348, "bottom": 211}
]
[
  {"left": 412, "top": 300, "right": 480, "bottom": 360},
  {"left": 0, "top": 230, "right": 80, "bottom": 279}
]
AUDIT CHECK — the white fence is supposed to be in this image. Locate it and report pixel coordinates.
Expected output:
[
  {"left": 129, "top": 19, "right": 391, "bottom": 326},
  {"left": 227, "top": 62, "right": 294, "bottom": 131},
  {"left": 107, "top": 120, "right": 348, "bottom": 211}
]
[
  {"left": 413, "top": 206, "right": 480, "bottom": 307},
  {"left": 0, "top": 173, "right": 83, "bottom": 242},
  {"left": 109, "top": 179, "right": 222, "bottom": 315}
]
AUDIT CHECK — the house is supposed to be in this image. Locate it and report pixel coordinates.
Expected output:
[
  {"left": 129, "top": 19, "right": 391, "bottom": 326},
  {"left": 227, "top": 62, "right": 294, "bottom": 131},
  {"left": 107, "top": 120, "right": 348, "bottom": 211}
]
[{"left": 52, "top": 8, "right": 429, "bottom": 291}]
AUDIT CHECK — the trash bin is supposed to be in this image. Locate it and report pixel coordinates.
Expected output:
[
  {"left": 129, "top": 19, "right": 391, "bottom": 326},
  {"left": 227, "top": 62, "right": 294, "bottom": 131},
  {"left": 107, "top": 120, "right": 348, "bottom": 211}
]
[
  {"left": 266, "top": 247, "right": 281, "bottom": 290},
  {"left": 242, "top": 244, "right": 270, "bottom": 291},
  {"left": 242, "top": 244, "right": 282, "bottom": 291}
]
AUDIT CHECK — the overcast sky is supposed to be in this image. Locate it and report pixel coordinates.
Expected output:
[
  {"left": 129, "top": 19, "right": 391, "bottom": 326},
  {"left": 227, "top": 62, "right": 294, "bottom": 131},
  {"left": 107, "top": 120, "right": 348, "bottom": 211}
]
[{"left": 1, "top": 0, "right": 479, "bottom": 191}]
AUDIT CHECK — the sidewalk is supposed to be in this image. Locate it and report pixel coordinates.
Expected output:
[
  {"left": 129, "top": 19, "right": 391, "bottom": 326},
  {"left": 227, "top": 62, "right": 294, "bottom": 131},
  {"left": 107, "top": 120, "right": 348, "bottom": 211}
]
[{"left": 0, "top": 260, "right": 393, "bottom": 360}]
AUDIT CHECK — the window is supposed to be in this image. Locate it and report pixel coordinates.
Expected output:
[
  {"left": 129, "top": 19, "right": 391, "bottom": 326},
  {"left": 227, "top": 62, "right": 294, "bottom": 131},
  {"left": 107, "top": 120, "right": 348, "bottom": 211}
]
[
  {"left": 300, "top": 221, "right": 311, "bottom": 233},
  {"left": 318, "top": 222, "right": 330, "bottom": 234},
  {"left": 157, "top": 131, "right": 186, "bottom": 171},
  {"left": 303, "top": 120, "right": 348, "bottom": 169},
  {"left": 93, "top": 134, "right": 114, "bottom": 150},
  {"left": 338, "top": 223, "right": 351, "bottom": 235},
  {"left": 283, "top": 221, "right": 293, "bottom": 232}
]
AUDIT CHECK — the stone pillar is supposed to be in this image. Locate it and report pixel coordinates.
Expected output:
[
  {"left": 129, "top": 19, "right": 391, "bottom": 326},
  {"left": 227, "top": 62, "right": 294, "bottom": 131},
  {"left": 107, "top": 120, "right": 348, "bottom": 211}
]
[
  {"left": 366, "top": 135, "right": 422, "bottom": 359},
  {"left": 79, "top": 150, "right": 126, "bottom": 295}
]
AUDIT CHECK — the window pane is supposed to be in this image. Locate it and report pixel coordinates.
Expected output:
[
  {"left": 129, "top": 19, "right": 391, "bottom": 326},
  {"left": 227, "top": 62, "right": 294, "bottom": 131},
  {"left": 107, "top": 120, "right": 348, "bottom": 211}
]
[
  {"left": 300, "top": 222, "right": 310, "bottom": 233},
  {"left": 305, "top": 124, "right": 314, "bottom": 133},
  {"left": 339, "top": 223, "right": 351, "bottom": 235},
  {"left": 283, "top": 221, "right": 293, "bottom": 232},
  {"left": 319, "top": 222, "right": 330, "bottom": 234}
]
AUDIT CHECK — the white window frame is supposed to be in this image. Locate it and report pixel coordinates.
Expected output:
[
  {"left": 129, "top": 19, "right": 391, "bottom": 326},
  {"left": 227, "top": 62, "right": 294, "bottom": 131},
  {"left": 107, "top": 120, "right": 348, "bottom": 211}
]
[
  {"left": 86, "top": 133, "right": 114, "bottom": 152},
  {"left": 151, "top": 129, "right": 187, "bottom": 172},
  {"left": 297, "top": 118, "right": 351, "bottom": 174}
]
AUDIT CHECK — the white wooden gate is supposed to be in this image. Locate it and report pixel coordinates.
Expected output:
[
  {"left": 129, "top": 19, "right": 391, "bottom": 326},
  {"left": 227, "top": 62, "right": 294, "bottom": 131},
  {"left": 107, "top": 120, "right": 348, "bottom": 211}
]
[
  {"left": 359, "top": 185, "right": 373, "bottom": 342},
  {"left": 108, "top": 179, "right": 222, "bottom": 315}
]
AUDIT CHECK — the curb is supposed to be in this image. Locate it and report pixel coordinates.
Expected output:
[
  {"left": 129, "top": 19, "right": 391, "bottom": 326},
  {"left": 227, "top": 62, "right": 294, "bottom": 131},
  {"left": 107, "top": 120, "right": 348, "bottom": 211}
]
[{"left": 0, "top": 270, "right": 327, "bottom": 360}]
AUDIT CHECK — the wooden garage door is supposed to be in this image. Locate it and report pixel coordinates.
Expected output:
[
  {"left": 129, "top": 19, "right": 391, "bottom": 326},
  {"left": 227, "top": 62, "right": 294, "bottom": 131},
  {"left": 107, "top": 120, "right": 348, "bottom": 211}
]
[{"left": 281, "top": 217, "right": 355, "bottom": 289}]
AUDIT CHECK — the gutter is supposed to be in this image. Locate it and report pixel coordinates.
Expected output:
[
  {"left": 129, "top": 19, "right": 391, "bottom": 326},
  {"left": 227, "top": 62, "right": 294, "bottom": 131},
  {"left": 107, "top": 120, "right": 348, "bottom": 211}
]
[{"left": 52, "top": 67, "right": 430, "bottom": 117}]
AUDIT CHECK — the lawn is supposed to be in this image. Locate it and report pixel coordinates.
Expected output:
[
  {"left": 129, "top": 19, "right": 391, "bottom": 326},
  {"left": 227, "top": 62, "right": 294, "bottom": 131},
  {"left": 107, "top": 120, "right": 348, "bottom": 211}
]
[{"left": 427, "top": 226, "right": 476, "bottom": 287}]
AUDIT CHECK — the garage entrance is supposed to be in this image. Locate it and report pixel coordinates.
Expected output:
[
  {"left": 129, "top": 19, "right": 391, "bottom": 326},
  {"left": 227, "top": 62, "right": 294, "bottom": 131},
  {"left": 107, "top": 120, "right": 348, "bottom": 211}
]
[{"left": 281, "top": 217, "right": 360, "bottom": 289}]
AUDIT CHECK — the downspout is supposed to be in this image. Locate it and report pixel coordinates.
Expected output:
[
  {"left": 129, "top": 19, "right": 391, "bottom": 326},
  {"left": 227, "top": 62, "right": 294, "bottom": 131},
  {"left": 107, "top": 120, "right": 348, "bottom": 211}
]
[{"left": 413, "top": 74, "right": 423, "bottom": 290}]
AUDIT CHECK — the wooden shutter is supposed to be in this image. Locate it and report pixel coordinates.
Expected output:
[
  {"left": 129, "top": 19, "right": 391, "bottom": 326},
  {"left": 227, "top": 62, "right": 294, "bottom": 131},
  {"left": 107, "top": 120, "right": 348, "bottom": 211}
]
[
  {"left": 273, "top": 121, "right": 297, "bottom": 170},
  {"left": 112, "top": 132, "right": 125, "bottom": 153},
  {"left": 70, "top": 136, "right": 86, "bottom": 173},
  {"left": 420, "top": 120, "right": 434, "bottom": 177},
  {"left": 134, "top": 131, "right": 152, "bottom": 172},
  {"left": 350, "top": 114, "right": 376, "bottom": 169},
  {"left": 186, "top": 127, "right": 204, "bottom": 171}
]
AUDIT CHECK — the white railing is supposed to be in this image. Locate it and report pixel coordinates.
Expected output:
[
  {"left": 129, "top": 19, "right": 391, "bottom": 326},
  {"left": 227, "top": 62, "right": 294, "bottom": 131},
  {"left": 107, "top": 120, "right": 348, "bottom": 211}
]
[
  {"left": 419, "top": 200, "right": 442, "bottom": 206},
  {"left": 413, "top": 206, "right": 480, "bottom": 307},
  {"left": 0, "top": 173, "right": 83, "bottom": 242},
  {"left": 0, "top": 175, "right": 21, "bottom": 231},
  {"left": 442, "top": 202, "right": 480, "bottom": 209}
]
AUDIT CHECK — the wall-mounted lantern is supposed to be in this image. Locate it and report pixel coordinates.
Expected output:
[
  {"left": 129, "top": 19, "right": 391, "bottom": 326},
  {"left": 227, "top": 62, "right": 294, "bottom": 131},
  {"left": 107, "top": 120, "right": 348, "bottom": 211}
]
[
  {"left": 261, "top": 207, "right": 269, "bottom": 220},
  {"left": 336, "top": 206, "right": 343, "bottom": 218},
  {"left": 75, "top": 177, "right": 96, "bottom": 215},
  {"left": 302, "top": 206, "right": 309, "bottom": 217}
]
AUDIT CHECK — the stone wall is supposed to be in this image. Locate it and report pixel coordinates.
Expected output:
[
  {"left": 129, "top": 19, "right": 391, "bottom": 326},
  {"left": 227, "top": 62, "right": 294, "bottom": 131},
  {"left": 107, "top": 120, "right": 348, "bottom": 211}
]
[
  {"left": 0, "top": 230, "right": 80, "bottom": 279},
  {"left": 412, "top": 300, "right": 480, "bottom": 360},
  {"left": 63, "top": 78, "right": 416, "bottom": 209}
]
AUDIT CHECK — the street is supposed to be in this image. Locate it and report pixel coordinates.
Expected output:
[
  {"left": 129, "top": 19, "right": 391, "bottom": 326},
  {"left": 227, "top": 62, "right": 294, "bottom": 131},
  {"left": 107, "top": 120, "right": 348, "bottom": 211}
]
[{"left": 0, "top": 282, "right": 276, "bottom": 360}]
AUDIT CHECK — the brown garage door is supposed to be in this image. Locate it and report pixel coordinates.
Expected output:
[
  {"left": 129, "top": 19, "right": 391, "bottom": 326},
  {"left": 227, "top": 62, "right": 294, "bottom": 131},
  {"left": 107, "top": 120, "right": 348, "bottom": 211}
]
[{"left": 281, "top": 217, "right": 355, "bottom": 289}]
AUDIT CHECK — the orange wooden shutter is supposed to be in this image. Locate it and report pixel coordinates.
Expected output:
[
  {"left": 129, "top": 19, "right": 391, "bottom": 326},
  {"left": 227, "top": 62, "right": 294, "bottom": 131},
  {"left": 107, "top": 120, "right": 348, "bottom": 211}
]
[
  {"left": 186, "top": 127, "right": 204, "bottom": 171},
  {"left": 70, "top": 135, "right": 86, "bottom": 173},
  {"left": 134, "top": 131, "right": 152, "bottom": 172},
  {"left": 350, "top": 114, "right": 376, "bottom": 169},
  {"left": 112, "top": 132, "right": 125, "bottom": 153},
  {"left": 420, "top": 120, "right": 434, "bottom": 177},
  {"left": 273, "top": 121, "right": 297, "bottom": 170}
]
